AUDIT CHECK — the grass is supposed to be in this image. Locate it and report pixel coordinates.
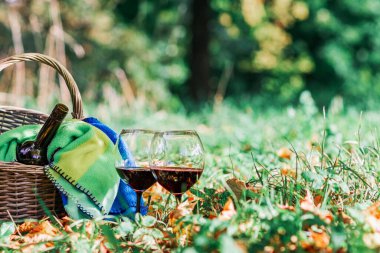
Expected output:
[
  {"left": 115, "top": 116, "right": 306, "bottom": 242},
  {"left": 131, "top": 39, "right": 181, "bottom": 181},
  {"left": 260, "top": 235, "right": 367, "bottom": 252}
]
[{"left": 2, "top": 99, "right": 380, "bottom": 252}]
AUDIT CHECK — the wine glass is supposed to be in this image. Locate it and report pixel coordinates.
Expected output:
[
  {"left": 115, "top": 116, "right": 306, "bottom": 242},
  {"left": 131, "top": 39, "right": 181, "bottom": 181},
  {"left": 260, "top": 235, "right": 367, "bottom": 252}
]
[
  {"left": 114, "top": 129, "right": 157, "bottom": 214},
  {"left": 150, "top": 130, "right": 205, "bottom": 203}
]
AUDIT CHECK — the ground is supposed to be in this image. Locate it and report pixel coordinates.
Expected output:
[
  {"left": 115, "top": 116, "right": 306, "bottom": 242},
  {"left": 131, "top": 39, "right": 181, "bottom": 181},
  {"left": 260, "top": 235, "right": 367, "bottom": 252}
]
[{"left": 1, "top": 103, "right": 380, "bottom": 252}]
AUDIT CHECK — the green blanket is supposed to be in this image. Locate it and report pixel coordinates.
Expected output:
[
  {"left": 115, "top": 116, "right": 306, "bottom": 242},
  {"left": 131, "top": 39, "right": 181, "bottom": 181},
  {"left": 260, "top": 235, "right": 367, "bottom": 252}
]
[{"left": 0, "top": 120, "right": 120, "bottom": 219}]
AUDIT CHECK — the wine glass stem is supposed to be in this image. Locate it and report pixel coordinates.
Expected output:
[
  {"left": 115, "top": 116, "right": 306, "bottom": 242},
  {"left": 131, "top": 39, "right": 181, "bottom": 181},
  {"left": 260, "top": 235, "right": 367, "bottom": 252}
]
[{"left": 136, "top": 191, "right": 142, "bottom": 214}]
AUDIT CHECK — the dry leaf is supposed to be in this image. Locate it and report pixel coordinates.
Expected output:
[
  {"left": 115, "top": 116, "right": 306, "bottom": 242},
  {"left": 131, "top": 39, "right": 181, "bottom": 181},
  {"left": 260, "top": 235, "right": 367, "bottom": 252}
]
[
  {"left": 300, "top": 190, "right": 315, "bottom": 212},
  {"left": 246, "top": 184, "right": 262, "bottom": 194},
  {"left": 337, "top": 209, "right": 353, "bottom": 224},
  {"left": 277, "top": 147, "right": 292, "bottom": 160},
  {"left": 310, "top": 229, "right": 330, "bottom": 249},
  {"left": 366, "top": 202, "right": 380, "bottom": 219},
  {"left": 168, "top": 199, "right": 197, "bottom": 226},
  {"left": 300, "top": 228, "right": 331, "bottom": 252},
  {"left": 319, "top": 210, "right": 333, "bottom": 224},
  {"left": 219, "top": 198, "right": 236, "bottom": 221},
  {"left": 226, "top": 178, "right": 247, "bottom": 200},
  {"left": 99, "top": 236, "right": 111, "bottom": 253},
  {"left": 235, "top": 239, "right": 248, "bottom": 253},
  {"left": 85, "top": 222, "right": 95, "bottom": 238},
  {"left": 278, "top": 204, "right": 295, "bottom": 211},
  {"left": 64, "top": 225, "right": 73, "bottom": 233},
  {"left": 186, "top": 189, "right": 201, "bottom": 202},
  {"left": 26, "top": 221, "right": 59, "bottom": 236},
  {"left": 18, "top": 221, "right": 38, "bottom": 234},
  {"left": 143, "top": 183, "right": 168, "bottom": 205},
  {"left": 280, "top": 165, "right": 296, "bottom": 178},
  {"left": 22, "top": 221, "right": 60, "bottom": 247},
  {"left": 314, "top": 195, "right": 323, "bottom": 207},
  {"left": 168, "top": 199, "right": 198, "bottom": 247},
  {"left": 300, "top": 190, "right": 333, "bottom": 224},
  {"left": 60, "top": 216, "right": 73, "bottom": 227},
  {"left": 208, "top": 212, "right": 218, "bottom": 219}
]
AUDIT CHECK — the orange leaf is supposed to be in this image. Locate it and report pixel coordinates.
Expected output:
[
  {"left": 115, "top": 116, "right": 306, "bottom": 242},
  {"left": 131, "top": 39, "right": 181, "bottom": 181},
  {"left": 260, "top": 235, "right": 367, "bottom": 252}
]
[
  {"left": 26, "top": 221, "right": 59, "bottom": 236},
  {"left": 366, "top": 202, "right": 380, "bottom": 219},
  {"left": 85, "top": 222, "right": 95, "bottom": 237},
  {"left": 280, "top": 165, "right": 296, "bottom": 178},
  {"left": 300, "top": 190, "right": 333, "bottom": 224},
  {"left": 300, "top": 190, "right": 315, "bottom": 212},
  {"left": 219, "top": 198, "right": 236, "bottom": 221},
  {"left": 277, "top": 147, "right": 292, "bottom": 160},
  {"left": 143, "top": 183, "right": 168, "bottom": 204},
  {"left": 319, "top": 210, "right": 333, "bottom": 224},
  {"left": 22, "top": 221, "right": 60, "bottom": 247},
  {"left": 337, "top": 208, "right": 353, "bottom": 224},
  {"left": 18, "top": 221, "right": 38, "bottom": 234},
  {"left": 301, "top": 229, "right": 331, "bottom": 251},
  {"left": 314, "top": 195, "right": 323, "bottom": 207},
  {"left": 278, "top": 204, "right": 295, "bottom": 211},
  {"left": 209, "top": 213, "right": 218, "bottom": 219},
  {"left": 310, "top": 229, "right": 330, "bottom": 249},
  {"left": 60, "top": 216, "right": 73, "bottom": 226},
  {"left": 168, "top": 199, "right": 197, "bottom": 226}
]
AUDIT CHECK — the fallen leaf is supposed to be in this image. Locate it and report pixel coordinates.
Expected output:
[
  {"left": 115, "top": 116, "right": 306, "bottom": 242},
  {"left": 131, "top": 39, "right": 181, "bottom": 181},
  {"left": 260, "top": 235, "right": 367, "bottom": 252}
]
[
  {"left": 280, "top": 165, "right": 296, "bottom": 178},
  {"left": 18, "top": 221, "right": 38, "bottom": 234},
  {"left": 301, "top": 228, "right": 331, "bottom": 252},
  {"left": 168, "top": 199, "right": 197, "bottom": 226},
  {"left": 60, "top": 216, "right": 73, "bottom": 227},
  {"left": 99, "top": 236, "right": 111, "bottom": 253},
  {"left": 22, "top": 221, "right": 60, "bottom": 247},
  {"left": 314, "top": 195, "right": 323, "bottom": 207},
  {"left": 143, "top": 183, "right": 168, "bottom": 205},
  {"left": 219, "top": 198, "right": 236, "bottom": 221},
  {"left": 26, "top": 221, "right": 58, "bottom": 236},
  {"left": 85, "top": 221, "right": 95, "bottom": 237},
  {"left": 246, "top": 184, "right": 262, "bottom": 194},
  {"left": 362, "top": 201, "right": 380, "bottom": 236},
  {"left": 277, "top": 147, "right": 292, "bottom": 160},
  {"left": 278, "top": 204, "right": 295, "bottom": 211},
  {"left": 300, "top": 190, "right": 315, "bottom": 212},
  {"left": 311, "top": 230, "right": 330, "bottom": 248},
  {"left": 300, "top": 190, "right": 333, "bottom": 224},
  {"left": 208, "top": 212, "right": 218, "bottom": 219},
  {"left": 337, "top": 209, "right": 353, "bottom": 224},
  {"left": 319, "top": 210, "right": 333, "bottom": 224},
  {"left": 366, "top": 202, "right": 380, "bottom": 219},
  {"left": 226, "top": 178, "right": 247, "bottom": 200}
]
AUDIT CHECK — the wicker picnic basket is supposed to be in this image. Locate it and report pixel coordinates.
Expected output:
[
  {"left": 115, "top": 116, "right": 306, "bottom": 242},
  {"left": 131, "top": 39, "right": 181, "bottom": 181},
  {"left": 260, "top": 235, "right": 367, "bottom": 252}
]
[{"left": 0, "top": 53, "right": 84, "bottom": 221}]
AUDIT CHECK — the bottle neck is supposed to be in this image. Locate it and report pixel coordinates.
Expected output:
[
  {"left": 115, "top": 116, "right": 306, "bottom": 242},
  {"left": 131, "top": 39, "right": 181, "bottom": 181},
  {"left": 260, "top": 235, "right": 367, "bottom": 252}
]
[{"left": 34, "top": 104, "right": 68, "bottom": 149}]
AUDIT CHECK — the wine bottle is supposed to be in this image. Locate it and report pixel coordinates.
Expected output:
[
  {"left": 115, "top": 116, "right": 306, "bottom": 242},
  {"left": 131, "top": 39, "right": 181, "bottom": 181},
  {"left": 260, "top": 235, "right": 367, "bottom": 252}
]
[{"left": 16, "top": 103, "right": 69, "bottom": 165}]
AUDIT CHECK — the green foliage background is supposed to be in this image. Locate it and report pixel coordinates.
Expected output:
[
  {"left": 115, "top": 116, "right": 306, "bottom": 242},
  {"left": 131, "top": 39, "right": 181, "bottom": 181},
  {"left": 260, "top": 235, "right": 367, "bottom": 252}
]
[{"left": 1, "top": 0, "right": 380, "bottom": 109}]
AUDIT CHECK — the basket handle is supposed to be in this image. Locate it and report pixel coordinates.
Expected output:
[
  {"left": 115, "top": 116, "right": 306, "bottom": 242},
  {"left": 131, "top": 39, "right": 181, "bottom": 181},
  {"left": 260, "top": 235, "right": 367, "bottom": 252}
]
[{"left": 0, "top": 53, "right": 83, "bottom": 119}]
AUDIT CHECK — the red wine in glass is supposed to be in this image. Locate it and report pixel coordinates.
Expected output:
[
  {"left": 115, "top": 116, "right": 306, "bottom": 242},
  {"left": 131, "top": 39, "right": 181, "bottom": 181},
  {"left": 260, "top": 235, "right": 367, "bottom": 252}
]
[
  {"left": 115, "top": 129, "right": 157, "bottom": 214},
  {"left": 152, "top": 167, "right": 203, "bottom": 200},
  {"left": 150, "top": 130, "right": 205, "bottom": 204},
  {"left": 116, "top": 167, "right": 156, "bottom": 213},
  {"left": 116, "top": 167, "right": 156, "bottom": 191}
]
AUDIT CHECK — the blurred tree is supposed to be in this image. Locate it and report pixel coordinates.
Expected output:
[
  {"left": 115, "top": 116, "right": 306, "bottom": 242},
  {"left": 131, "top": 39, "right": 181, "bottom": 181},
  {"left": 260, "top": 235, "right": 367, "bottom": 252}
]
[
  {"left": 1, "top": 0, "right": 380, "bottom": 109},
  {"left": 209, "top": 0, "right": 311, "bottom": 103},
  {"left": 188, "top": 0, "right": 211, "bottom": 101},
  {"left": 290, "top": 0, "right": 380, "bottom": 107}
]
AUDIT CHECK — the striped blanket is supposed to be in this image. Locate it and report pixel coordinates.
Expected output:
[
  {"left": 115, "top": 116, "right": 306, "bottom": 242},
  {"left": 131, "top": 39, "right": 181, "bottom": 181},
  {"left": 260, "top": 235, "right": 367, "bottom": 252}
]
[{"left": 0, "top": 120, "right": 134, "bottom": 219}]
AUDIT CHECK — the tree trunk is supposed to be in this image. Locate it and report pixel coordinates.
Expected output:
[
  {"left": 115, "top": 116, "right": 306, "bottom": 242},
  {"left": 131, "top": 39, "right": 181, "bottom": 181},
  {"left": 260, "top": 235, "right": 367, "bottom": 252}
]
[{"left": 188, "top": 0, "right": 210, "bottom": 101}]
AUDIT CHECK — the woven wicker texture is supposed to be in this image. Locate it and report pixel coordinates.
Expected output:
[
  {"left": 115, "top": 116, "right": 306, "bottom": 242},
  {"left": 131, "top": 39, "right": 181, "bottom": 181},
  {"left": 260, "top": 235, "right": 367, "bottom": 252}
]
[
  {"left": 0, "top": 53, "right": 84, "bottom": 221},
  {"left": 0, "top": 163, "right": 65, "bottom": 221}
]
